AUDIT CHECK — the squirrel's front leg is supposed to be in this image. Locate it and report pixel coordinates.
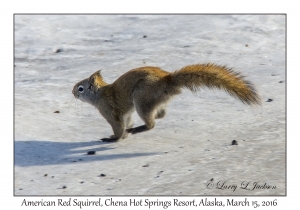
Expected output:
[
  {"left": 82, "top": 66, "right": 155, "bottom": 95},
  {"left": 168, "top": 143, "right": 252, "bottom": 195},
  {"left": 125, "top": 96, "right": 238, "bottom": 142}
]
[{"left": 101, "top": 116, "right": 127, "bottom": 142}]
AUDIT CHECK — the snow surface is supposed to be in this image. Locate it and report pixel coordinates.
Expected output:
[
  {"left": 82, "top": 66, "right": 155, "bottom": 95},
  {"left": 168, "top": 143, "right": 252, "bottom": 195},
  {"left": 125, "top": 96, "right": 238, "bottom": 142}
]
[{"left": 14, "top": 15, "right": 285, "bottom": 195}]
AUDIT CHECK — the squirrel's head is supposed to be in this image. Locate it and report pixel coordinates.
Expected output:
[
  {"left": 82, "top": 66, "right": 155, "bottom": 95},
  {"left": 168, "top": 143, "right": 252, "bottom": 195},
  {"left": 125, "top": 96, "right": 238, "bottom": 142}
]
[{"left": 72, "top": 70, "right": 107, "bottom": 105}]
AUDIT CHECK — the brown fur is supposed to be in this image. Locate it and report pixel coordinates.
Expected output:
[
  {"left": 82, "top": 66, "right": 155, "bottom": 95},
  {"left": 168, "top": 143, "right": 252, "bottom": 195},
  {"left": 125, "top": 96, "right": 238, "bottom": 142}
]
[{"left": 72, "top": 63, "right": 261, "bottom": 142}]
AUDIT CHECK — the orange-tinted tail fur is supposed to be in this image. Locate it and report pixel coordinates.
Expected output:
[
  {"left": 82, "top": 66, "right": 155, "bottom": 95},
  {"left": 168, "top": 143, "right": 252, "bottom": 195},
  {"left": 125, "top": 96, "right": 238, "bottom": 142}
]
[{"left": 170, "top": 63, "right": 261, "bottom": 105}]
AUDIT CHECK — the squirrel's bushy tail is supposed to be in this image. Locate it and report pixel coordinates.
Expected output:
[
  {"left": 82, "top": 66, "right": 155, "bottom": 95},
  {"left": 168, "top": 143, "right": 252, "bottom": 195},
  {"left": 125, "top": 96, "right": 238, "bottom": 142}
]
[{"left": 170, "top": 63, "right": 261, "bottom": 105}]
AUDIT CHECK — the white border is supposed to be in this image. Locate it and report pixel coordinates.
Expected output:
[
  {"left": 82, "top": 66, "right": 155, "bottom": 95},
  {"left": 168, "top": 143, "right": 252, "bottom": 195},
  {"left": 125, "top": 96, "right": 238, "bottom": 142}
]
[{"left": 3, "top": 0, "right": 296, "bottom": 209}]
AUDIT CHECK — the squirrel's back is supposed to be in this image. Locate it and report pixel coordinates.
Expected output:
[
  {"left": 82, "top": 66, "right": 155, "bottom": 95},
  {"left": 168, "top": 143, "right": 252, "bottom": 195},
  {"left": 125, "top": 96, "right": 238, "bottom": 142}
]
[
  {"left": 112, "top": 66, "right": 169, "bottom": 88},
  {"left": 110, "top": 66, "right": 175, "bottom": 102}
]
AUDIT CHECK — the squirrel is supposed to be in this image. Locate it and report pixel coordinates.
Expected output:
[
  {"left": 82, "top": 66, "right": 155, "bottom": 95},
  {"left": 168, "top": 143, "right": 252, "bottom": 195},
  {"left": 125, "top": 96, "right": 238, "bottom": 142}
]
[{"left": 72, "top": 63, "right": 261, "bottom": 142}]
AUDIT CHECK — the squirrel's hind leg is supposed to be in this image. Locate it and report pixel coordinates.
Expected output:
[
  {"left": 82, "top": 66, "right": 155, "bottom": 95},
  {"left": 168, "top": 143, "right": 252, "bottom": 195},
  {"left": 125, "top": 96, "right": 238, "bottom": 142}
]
[
  {"left": 127, "top": 100, "right": 157, "bottom": 134},
  {"left": 155, "top": 104, "right": 167, "bottom": 119}
]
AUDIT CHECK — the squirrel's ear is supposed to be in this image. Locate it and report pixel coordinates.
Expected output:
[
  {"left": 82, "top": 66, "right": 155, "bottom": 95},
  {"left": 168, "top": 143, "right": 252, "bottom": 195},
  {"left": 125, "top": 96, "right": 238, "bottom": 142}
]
[
  {"left": 90, "top": 70, "right": 102, "bottom": 77},
  {"left": 89, "top": 70, "right": 106, "bottom": 87},
  {"left": 90, "top": 70, "right": 102, "bottom": 80},
  {"left": 96, "top": 70, "right": 102, "bottom": 76}
]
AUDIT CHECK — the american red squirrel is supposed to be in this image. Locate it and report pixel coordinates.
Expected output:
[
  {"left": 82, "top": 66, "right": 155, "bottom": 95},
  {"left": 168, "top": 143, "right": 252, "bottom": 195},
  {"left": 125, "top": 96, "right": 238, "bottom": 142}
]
[{"left": 72, "top": 63, "right": 260, "bottom": 142}]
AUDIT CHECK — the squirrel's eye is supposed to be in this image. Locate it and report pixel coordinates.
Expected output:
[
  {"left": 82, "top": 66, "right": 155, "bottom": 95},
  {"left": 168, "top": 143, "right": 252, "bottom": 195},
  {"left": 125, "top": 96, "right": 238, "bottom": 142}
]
[{"left": 78, "top": 85, "right": 84, "bottom": 93}]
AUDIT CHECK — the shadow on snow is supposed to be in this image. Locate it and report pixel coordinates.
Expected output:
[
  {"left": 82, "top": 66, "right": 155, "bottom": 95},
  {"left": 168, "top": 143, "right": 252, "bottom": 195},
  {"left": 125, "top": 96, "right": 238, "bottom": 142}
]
[{"left": 14, "top": 140, "right": 160, "bottom": 167}]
